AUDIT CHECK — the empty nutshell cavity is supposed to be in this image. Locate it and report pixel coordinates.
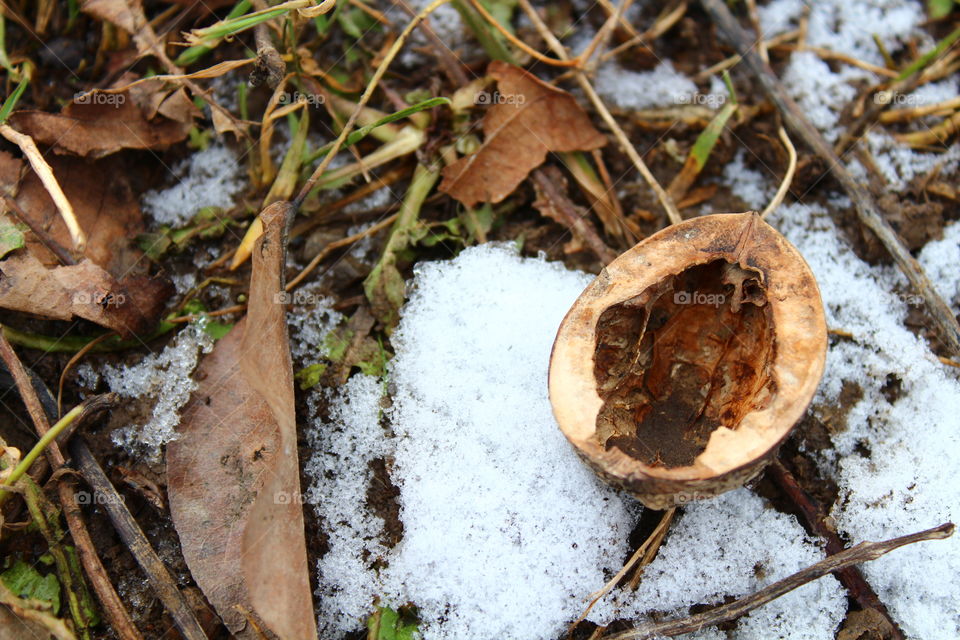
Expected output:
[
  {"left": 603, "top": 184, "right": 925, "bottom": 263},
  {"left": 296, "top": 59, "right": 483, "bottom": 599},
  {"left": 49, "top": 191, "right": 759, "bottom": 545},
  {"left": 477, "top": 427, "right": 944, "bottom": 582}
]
[{"left": 549, "top": 212, "right": 826, "bottom": 509}]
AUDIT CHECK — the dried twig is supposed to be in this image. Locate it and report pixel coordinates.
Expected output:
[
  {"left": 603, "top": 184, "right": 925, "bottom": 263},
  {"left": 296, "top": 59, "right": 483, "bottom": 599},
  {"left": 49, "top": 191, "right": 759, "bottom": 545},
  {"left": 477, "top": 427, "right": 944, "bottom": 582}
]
[
  {"left": 0, "top": 333, "right": 143, "bottom": 640},
  {"left": 604, "top": 522, "right": 954, "bottom": 640},
  {"left": 572, "top": 508, "right": 675, "bottom": 629},
  {"left": 532, "top": 167, "right": 618, "bottom": 264},
  {"left": 69, "top": 438, "right": 209, "bottom": 640},
  {"left": 701, "top": 0, "right": 960, "bottom": 356},
  {"left": 768, "top": 460, "right": 905, "bottom": 640}
]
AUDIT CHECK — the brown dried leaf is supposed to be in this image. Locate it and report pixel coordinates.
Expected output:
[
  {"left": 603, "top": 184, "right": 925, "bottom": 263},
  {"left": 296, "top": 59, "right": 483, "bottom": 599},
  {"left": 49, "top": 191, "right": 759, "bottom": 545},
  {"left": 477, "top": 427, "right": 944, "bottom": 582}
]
[
  {"left": 0, "top": 251, "right": 171, "bottom": 336},
  {"left": 0, "top": 151, "right": 172, "bottom": 334},
  {"left": 8, "top": 92, "right": 190, "bottom": 158},
  {"left": 167, "top": 202, "right": 317, "bottom": 640},
  {"left": 439, "top": 61, "right": 606, "bottom": 207},
  {"left": 9, "top": 154, "right": 147, "bottom": 276}
]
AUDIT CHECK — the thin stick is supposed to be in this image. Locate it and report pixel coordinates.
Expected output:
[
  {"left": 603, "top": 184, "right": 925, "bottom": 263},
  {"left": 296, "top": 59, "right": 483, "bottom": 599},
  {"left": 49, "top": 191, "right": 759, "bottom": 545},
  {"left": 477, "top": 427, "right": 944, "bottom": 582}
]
[
  {"left": 57, "top": 332, "right": 114, "bottom": 418},
  {"left": 0, "top": 333, "right": 143, "bottom": 640},
  {"left": 745, "top": 0, "right": 795, "bottom": 220},
  {"left": 701, "top": 0, "right": 960, "bottom": 356},
  {"left": 572, "top": 508, "right": 675, "bottom": 629},
  {"left": 0, "top": 124, "right": 86, "bottom": 251},
  {"left": 285, "top": 213, "right": 398, "bottom": 291},
  {"left": 604, "top": 522, "right": 954, "bottom": 640},
  {"left": 1, "top": 193, "right": 75, "bottom": 266},
  {"left": 294, "top": 0, "right": 451, "bottom": 209},
  {"left": 69, "top": 438, "right": 210, "bottom": 640},
  {"left": 517, "top": 0, "right": 683, "bottom": 225},
  {"left": 768, "top": 460, "right": 905, "bottom": 639}
]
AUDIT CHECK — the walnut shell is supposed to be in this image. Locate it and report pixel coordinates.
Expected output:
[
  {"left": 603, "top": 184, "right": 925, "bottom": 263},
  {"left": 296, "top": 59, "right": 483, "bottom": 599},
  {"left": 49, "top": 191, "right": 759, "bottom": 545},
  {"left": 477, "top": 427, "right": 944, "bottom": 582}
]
[{"left": 549, "top": 213, "right": 826, "bottom": 509}]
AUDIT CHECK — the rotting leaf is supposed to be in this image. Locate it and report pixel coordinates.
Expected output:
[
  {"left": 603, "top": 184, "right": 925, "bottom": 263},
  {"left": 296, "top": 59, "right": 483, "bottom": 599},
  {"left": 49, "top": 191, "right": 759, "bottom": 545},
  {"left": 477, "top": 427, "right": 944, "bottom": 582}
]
[
  {"left": 0, "top": 216, "right": 25, "bottom": 259},
  {"left": 439, "top": 60, "right": 606, "bottom": 207},
  {"left": 167, "top": 202, "right": 318, "bottom": 640},
  {"left": 8, "top": 91, "right": 190, "bottom": 158},
  {"left": 0, "top": 560, "right": 61, "bottom": 616},
  {"left": 0, "top": 251, "right": 172, "bottom": 337}
]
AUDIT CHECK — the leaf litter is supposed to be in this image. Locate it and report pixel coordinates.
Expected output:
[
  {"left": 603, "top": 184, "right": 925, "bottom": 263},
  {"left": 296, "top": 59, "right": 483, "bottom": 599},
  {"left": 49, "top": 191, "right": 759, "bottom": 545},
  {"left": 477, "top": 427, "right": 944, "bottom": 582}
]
[{"left": 1, "top": 0, "right": 958, "bottom": 639}]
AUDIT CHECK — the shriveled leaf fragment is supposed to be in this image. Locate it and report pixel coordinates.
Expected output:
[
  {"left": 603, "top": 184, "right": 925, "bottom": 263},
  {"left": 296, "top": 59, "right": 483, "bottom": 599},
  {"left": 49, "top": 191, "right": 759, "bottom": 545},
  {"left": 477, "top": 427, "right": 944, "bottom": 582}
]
[
  {"left": 167, "top": 202, "right": 317, "bottom": 640},
  {"left": 439, "top": 61, "right": 606, "bottom": 207},
  {"left": 0, "top": 560, "right": 60, "bottom": 616},
  {"left": 0, "top": 217, "right": 25, "bottom": 259},
  {"left": 8, "top": 92, "right": 190, "bottom": 158}
]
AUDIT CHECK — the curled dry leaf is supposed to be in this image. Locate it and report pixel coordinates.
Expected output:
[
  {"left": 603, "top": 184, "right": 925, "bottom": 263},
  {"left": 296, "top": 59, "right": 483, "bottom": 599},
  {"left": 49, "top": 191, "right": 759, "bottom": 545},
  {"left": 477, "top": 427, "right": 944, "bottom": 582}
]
[
  {"left": 8, "top": 91, "right": 190, "bottom": 158},
  {"left": 0, "top": 151, "right": 172, "bottom": 336},
  {"left": 549, "top": 213, "right": 826, "bottom": 509},
  {"left": 0, "top": 251, "right": 170, "bottom": 337},
  {"left": 167, "top": 202, "right": 317, "bottom": 640},
  {"left": 439, "top": 60, "right": 606, "bottom": 207}
]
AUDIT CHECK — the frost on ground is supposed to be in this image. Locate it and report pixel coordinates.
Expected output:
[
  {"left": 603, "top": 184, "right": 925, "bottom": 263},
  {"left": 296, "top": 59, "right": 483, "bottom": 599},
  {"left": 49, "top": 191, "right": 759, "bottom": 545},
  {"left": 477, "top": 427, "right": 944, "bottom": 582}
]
[
  {"left": 304, "top": 246, "right": 848, "bottom": 640},
  {"left": 141, "top": 143, "right": 245, "bottom": 228},
  {"left": 103, "top": 324, "right": 214, "bottom": 458}
]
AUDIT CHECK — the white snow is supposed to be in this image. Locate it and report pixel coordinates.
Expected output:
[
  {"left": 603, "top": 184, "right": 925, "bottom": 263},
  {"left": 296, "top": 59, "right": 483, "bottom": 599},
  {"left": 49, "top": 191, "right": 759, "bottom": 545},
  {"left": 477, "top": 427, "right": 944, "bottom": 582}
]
[
  {"left": 594, "top": 61, "right": 699, "bottom": 110},
  {"left": 105, "top": 324, "right": 214, "bottom": 458},
  {"left": 292, "top": 1, "right": 960, "bottom": 637},
  {"left": 141, "top": 144, "right": 245, "bottom": 228},
  {"left": 305, "top": 245, "right": 853, "bottom": 640},
  {"left": 593, "top": 490, "right": 846, "bottom": 639}
]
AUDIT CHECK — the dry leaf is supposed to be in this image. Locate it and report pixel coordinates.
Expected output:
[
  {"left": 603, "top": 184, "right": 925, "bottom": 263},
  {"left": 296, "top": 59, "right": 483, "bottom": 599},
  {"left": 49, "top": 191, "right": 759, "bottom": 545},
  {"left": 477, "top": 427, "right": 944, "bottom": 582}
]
[
  {"left": 0, "top": 151, "right": 172, "bottom": 335},
  {"left": 8, "top": 153, "right": 147, "bottom": 276},
  {"left": 8, "top": 92, "right": 190, "bottom": 158},
  {"left": 167, "top": 202, "right": 317, "bottom": 640},
  {"left": 439, "top": 60, "right": 606, "bottom": 207},
  {"left": 0, "top": 251, "right": 171, "bottom": 336}
]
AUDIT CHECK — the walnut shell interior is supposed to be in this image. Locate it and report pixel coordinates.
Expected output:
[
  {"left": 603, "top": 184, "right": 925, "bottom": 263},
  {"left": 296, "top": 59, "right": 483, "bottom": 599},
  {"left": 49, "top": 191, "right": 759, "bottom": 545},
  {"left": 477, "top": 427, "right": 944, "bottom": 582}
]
[{"left": 549, "top": 213, "right": 826, "bottom": 509}]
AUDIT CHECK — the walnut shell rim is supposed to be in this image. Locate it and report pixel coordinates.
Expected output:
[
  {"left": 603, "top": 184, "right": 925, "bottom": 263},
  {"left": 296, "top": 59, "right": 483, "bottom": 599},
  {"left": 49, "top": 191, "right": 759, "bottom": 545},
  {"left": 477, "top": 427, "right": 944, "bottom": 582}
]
[{"left": 548, "top": 212, "right": 827, "bottom": 509}]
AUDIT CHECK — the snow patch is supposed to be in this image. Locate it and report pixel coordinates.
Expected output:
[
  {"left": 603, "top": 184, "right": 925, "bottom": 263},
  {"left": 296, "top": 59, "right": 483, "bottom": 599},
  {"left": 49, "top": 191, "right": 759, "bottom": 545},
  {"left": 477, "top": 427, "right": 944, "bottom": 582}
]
[
  {"left": 105, "top": 324, "right": 214, "bottom": 458},
  {"left": 141, "top": 144, "right": 245, "bottom": 228}
]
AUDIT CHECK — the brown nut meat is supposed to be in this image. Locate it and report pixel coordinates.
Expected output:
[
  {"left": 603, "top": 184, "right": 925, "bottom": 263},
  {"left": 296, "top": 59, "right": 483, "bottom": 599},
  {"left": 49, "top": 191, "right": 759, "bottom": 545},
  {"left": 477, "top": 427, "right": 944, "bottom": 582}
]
[{"left": 549, "top": 212, "right": 826, "bottom": 509}]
